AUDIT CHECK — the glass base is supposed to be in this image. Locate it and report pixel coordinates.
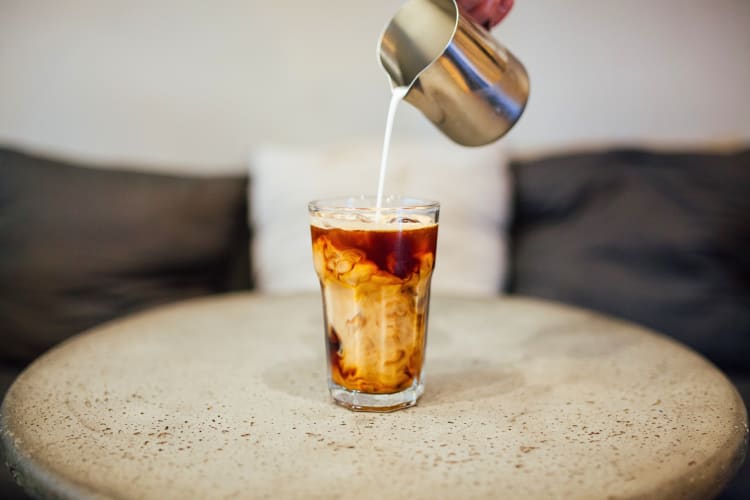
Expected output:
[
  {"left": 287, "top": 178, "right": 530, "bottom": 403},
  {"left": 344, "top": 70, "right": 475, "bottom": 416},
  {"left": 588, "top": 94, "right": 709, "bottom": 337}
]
[{"left": 329, "top": 379, "right": 424, "bottom": 413}]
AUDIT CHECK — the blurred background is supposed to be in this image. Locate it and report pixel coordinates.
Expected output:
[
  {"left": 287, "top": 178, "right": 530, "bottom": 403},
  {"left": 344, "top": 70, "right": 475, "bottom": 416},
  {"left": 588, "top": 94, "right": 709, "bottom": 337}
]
[
  {"left": 1, "top": 1, "right": 749, "bottom": 498},
  {"left": 1, "top": 0, "right": 749, "bottom": 168}
]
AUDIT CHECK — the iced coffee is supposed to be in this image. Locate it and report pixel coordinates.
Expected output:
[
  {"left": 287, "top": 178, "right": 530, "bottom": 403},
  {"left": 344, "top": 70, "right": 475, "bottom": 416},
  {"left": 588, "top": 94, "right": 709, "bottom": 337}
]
[{"left": 309, "top": 196, "right": 439, "bottom": 412}]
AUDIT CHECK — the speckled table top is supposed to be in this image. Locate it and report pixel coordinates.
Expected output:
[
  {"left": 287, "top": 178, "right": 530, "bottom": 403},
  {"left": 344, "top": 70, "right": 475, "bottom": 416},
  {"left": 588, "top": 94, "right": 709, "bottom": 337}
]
[{"left": 1, "top": 294, "right": 747, "bottom": 499}]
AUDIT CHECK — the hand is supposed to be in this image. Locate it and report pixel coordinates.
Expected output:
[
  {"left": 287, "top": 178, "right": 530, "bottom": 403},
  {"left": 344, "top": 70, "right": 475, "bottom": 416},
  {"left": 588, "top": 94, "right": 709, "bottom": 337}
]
[{"left": 457, "top": 0, "right": 514, "bottom": 28}]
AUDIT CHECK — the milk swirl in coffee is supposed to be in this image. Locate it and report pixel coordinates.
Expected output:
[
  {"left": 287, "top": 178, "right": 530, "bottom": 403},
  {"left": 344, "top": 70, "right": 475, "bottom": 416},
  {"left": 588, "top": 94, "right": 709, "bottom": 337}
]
[{"left": 310, "top": 215, "right": 437, "bottom": 395}]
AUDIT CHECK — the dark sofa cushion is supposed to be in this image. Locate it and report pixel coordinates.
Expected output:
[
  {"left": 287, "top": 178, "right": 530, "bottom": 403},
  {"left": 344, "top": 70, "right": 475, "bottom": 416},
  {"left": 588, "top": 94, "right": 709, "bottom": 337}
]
[
  {"left": 507, "top": 147, "right": 750, "bottom": 373},
  {"left": 0, "top": 147, "right": 251, "bottom": 366}
]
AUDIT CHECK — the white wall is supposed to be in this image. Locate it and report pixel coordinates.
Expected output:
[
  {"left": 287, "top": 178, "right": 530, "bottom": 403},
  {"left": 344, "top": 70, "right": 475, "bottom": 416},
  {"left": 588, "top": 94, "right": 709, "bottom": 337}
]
[
  {"left": 1, "top": 0, "right": 749, "bottom": 172},
  {"left": 503, "top": 0, "right": 750, "bottom": 154}
]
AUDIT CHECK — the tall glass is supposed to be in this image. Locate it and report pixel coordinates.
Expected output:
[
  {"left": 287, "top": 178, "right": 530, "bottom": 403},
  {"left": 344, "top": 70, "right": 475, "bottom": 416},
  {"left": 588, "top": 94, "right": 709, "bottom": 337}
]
[{"left": 308, "top": 196, "right": 439, "bottom": 412}]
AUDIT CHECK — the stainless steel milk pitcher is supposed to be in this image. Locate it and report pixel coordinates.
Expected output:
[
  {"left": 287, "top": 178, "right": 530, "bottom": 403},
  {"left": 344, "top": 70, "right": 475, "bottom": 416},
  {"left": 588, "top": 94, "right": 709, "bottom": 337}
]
[{"left": 378, "top": 0, "right": 529, "bottom": 146}]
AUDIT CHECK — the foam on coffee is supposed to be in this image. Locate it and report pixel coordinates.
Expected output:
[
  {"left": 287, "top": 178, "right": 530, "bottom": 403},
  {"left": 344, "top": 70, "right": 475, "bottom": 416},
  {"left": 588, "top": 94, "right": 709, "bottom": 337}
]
[{"left": 310, "top": 210, "right": 435, "bottom": 232}]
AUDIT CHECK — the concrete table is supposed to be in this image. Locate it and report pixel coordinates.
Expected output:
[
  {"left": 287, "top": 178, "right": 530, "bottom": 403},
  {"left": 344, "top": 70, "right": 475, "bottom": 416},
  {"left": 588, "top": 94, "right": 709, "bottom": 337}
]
[{"left": 1, "top": 294, "right": 747, "bottom": 499}]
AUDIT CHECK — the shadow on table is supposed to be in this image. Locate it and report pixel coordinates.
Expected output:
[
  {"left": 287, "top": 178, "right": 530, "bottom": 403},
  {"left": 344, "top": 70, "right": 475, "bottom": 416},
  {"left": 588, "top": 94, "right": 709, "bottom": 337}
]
[
  {"left": 419, "top": 357, "right": 525, "bottom": 407},
  {"left": 262, "top": 355, "right": 526, "bottom": 409}
]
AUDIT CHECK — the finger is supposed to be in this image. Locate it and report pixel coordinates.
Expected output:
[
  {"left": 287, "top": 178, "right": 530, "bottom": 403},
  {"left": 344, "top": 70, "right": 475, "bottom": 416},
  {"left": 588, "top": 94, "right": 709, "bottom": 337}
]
[
  {"left": 489, "top": 0, "right": 514, "bottom": 26},
  {"left": 469, "top": 0, "right": 514, "bottom": 28},
  {"left": 467, "top": 0, "right": 500, "bottom": 27}
]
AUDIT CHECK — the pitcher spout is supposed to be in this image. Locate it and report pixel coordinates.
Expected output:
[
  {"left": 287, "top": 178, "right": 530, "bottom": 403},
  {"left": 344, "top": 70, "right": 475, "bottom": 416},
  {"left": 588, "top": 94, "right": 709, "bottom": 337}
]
[{"left": 378, "top": 0, "right": 529, "bottom": 146}]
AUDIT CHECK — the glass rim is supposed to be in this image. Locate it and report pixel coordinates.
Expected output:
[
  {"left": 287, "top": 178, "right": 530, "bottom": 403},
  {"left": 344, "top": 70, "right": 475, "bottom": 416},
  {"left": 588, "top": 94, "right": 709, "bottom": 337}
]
[{"left": 308, "top": 195, "right": 439, "bottom": 213}]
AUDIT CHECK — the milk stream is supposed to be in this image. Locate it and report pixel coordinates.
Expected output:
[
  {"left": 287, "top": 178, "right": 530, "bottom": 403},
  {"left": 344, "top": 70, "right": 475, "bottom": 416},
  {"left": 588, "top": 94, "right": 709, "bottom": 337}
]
[{"left": 375, "top": 86, "right": 409, "bottom": 215}]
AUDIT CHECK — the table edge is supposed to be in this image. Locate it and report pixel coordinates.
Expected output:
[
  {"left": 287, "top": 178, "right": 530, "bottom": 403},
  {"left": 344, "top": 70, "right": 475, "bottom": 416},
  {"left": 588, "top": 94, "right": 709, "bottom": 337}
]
[
  {"left": 1, "top": 292, "right": 747, "bottom": 499},
  {"left": 1, "top": 397, "right": 99, "bottom": 500}
]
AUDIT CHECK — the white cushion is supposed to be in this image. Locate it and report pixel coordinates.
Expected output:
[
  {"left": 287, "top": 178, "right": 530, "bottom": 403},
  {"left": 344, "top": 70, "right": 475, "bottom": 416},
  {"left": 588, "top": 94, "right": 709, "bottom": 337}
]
[{"left": 249, "top": 140, "right": 510, "bottom": 296}]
